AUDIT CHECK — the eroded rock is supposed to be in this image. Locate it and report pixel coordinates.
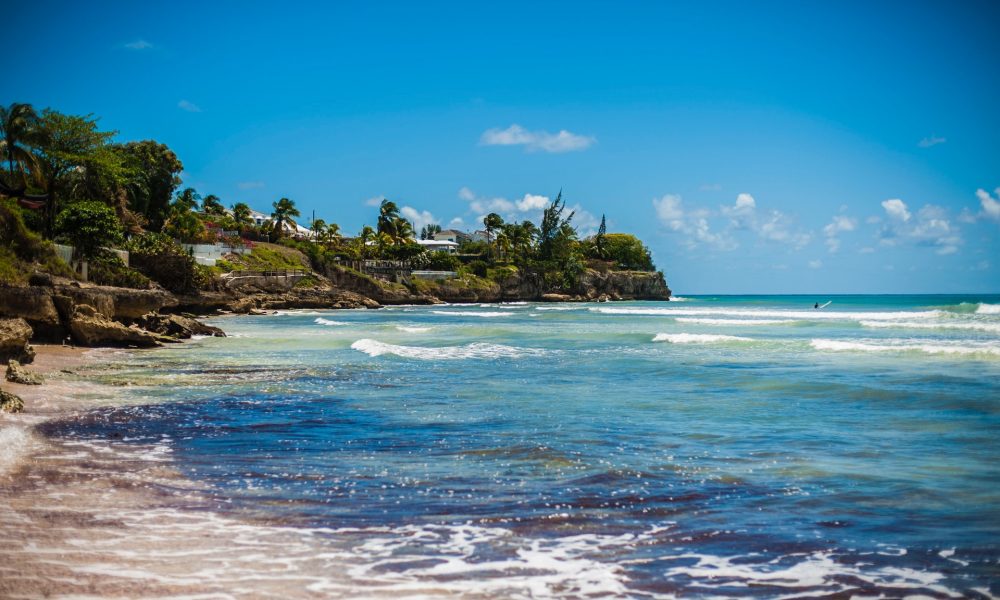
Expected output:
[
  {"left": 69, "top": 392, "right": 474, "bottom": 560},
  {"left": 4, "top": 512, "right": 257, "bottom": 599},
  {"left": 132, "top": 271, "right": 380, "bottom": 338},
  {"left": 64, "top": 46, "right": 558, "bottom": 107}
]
[
  {"left": 68, "top": 305, "right": 161, "bottom": 348},
  {"left": 0, "top": 389, "right": 24, "bottom": 413},
  {"left": 0, "top": 318, "right": 35, "bottom": 364},
  {"left": 5, "top": 360, "right": 43, "bottom": 385}
]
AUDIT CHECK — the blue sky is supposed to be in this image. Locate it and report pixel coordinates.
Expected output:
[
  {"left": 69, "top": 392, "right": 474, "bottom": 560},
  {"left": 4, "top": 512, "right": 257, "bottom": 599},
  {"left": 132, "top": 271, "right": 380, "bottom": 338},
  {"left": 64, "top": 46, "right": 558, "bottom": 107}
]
[{"left": 8, "top": 1, "right": 1000, "bottom": 293}]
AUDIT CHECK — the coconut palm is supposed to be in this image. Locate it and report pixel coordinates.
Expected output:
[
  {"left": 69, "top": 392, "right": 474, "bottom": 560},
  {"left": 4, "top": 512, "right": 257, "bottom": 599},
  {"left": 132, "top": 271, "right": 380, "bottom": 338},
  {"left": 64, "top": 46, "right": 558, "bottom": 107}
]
[
  {"left": 484, "top": 212, "right": 504, "bottom": 259},
  {"left": 358, "top": 225, "right": 375, "bottom": 258},
  {"left": 232, "top": 202, "right": 253, "bottom": 228},
  {"left": 0, "top": 102, "right": 41, "bottom": 190},
  {"left": 270, "top": 197, "right": 300, "bottom": 238},
  {"left": 201, "top": 194, "right": 225, "bottom": 215}
]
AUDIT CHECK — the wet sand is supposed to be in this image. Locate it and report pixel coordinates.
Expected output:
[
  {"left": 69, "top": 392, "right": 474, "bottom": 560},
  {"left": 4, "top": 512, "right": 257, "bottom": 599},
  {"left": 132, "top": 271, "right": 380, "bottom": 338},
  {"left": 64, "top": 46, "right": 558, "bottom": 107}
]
[{"left": 0, "top": 345, "right": 438, "bottom": 599}]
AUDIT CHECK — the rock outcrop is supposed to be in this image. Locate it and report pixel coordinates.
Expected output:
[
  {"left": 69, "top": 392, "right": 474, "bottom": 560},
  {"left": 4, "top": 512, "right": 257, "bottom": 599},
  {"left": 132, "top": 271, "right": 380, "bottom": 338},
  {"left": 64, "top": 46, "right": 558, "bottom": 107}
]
[
  {"left": 68, "top": 305, "right": 162, "bottom": 348},
  {"left": 0, "top": 389, "right": 23, "bottom": 413},
  {"left": 137, "top": 314, "right": 226, "bottom": 339},
  {"left": 0, "top": 318, "right": 35, "bottom": 364},
  {"left": 0, "top": 286, "right": 62, "bottom": 340},
  {"left": 5, "top": 360, "right": 43, "bottom": 385}
]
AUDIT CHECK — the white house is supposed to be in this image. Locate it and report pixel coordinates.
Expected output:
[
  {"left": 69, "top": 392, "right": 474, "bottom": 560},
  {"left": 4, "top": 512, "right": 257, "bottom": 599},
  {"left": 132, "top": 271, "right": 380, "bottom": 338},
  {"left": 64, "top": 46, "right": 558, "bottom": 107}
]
[
  {"left": 415, "top": 239, "right": 459, "bottom": 254},
  {"left": 470, "top": 230, "right": 490, "bottom": 243},
  {"left": 432, "top": 229, "right": 470, "bottom": 244}
]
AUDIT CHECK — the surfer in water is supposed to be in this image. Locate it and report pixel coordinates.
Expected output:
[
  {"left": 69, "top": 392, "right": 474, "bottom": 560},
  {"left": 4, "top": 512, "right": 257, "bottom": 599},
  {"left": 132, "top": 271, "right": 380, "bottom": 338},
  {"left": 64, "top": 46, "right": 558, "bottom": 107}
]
[{"left": 814, "top": 302, "right": 819, "bottom": 309}]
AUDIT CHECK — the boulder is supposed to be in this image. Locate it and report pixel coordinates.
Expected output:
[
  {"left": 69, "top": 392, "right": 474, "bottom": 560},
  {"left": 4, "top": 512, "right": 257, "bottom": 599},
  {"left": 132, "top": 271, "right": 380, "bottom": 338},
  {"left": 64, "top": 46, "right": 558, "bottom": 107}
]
[
  {"left": 0, "top": 389, "right": 23, "bottom": 413},
  {"left": 68, "top": 305, "right": 162, "bottom": 348},
  {"left": 0, "top": 318, "right": 35, "bottom": 364},
  {"left": 6, "top": 360, "right": 43, "bottom": 385},
  {"left": 137, "top": 314, "right": 226, "bottom": 339},
  {"left": 0, "top": 286, "right": 62, "bottom": 340},
  {"left": 540, "top": 293, "right": 574, "bottom": 302}
]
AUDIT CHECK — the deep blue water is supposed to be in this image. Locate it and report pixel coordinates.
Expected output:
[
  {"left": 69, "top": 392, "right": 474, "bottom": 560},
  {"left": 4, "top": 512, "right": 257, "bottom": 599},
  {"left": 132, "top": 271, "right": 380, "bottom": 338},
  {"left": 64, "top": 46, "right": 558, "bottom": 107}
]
[{"left": 49, "top": 295, "right": 1000, "bottom": 597}]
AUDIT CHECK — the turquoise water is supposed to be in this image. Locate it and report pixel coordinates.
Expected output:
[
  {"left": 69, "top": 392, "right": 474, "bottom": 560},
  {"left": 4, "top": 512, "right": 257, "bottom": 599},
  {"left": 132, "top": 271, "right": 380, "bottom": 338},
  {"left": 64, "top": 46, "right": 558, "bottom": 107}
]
[{"left": 51, "top": 295, "right": 1000, "bottom": 596}]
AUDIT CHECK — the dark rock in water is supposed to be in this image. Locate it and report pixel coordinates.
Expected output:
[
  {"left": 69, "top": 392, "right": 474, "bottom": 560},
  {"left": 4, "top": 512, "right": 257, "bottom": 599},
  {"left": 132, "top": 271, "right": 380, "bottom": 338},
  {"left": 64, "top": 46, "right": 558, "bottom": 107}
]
[
  {"left": 0, "top": 389, "right": 24, "bottom": 413},
  {"left": 0, "top": 318, "right": 36, "bottom": 364},
  {"left": 5, "top": 360, "right": 43, "bottom": 385},
  {"left": 68, "top": 305, "right": 161, "bottom": 348},
  {"left": 136, "top": 314, "right": 226, "bottom": 339}
]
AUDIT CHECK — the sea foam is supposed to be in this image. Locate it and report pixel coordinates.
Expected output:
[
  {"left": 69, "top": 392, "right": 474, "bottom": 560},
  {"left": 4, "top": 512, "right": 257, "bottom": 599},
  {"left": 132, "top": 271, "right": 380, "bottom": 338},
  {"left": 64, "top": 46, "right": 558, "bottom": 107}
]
[
  {"left": 351, "top": 339, "right": 544, "bottom": 360},
  {"left": 860, "top": 320, "right": 1000, "bottom": 334},
  {"left": 314, "top": 317, "right": 347, "bottom": 326},
  {"left": 593, "top": 307, "right": 943, "bottom": 321},
  {"left": 811, "top": 338, "right": 1000, "bottom": 357},
  {"left": 976, "top": 303, "right": 1000, "bottom": 315},
  {"left": 675, "top": 317, "right": 797, "bottom": 326},
  {"left": 653, "top": 333, "right": 754, "bottom": 344},
  {"left": 430, "top": 310, "right": 515, "bottom": 318}
]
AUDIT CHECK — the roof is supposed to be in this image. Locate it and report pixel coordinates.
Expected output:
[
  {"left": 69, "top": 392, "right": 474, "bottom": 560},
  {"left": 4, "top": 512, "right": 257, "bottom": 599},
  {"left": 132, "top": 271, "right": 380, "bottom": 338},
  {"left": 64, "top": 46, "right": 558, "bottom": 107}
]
[{"left": 416, "top": 239, "right": 459, "bottom": 246}]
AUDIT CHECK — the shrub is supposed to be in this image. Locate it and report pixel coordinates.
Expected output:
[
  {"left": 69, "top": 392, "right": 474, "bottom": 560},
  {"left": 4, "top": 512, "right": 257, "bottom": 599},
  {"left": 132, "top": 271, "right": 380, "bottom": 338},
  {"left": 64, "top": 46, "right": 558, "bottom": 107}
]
[
  {"left": 125, "top": 232, "right": 201, "bottom": 293},
  {"left": 426, "top": 251, "right": 461, "bottom": 271},
  {"left": 467, "top": 259, "right": 489, "bottom": 277},
  {"left": 55, "top": 201, "right": 124, "bottom": 259},
  {"left": 88, "top": 251, "right": 152, "bottom": 289}
]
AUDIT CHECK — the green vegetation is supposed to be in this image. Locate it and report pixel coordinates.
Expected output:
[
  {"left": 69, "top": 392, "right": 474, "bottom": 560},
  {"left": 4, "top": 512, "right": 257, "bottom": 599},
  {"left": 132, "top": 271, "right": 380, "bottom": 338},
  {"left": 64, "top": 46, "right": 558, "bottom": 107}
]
[{"left": 1, "top": 100, "right": 661, "bottom": 297}]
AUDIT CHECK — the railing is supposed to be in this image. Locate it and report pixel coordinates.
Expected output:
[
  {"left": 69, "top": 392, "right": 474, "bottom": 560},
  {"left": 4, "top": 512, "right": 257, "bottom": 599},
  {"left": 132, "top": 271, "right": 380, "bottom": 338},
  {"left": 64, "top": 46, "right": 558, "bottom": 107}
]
[{"left": 223, "top": 269, "right": 310, "bottom": 279}]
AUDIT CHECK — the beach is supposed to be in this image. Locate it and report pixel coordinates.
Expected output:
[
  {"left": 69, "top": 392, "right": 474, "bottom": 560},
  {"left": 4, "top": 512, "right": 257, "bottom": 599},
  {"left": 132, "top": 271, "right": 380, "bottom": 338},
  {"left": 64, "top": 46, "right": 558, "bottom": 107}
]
[{"left": 2, "top": 296, "right": 999, "bottom": 598}]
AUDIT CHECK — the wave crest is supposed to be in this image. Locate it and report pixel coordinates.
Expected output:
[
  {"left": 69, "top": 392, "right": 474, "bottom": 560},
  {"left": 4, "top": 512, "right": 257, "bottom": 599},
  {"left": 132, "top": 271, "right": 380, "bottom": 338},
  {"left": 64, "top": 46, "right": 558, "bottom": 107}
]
[
  {"left": 653, "top": 333, "right": 754, "bottom": 344},
  {"left": 430, "top": 311, "right": 515, "bottom": 318},
  {"left": 351, "top": 339, "right": 544, "bottom": 360},
  {"left": 314, "top": 318, "right": 347, "bottom": 326},
  {"left": 976, "top": 303, "right": 1000, "bottom": 315},
  {"left": 811, "top": 338, "right": 1000, "bottom": 357}
]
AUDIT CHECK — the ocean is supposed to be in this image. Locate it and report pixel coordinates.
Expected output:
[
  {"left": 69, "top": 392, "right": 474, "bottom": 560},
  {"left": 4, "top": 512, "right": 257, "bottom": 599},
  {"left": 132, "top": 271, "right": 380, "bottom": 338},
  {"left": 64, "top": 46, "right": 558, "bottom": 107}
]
[{"left": 38, "top": 295, "right": 1000, "bottom": 597}]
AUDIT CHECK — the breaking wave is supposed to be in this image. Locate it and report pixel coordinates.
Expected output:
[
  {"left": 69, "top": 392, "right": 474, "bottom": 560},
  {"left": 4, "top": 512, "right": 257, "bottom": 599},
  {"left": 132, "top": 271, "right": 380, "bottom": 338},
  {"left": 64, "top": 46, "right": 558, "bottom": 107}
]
[
  {"left": 976, "top": 303, "right": 1000, "bottom": 315},
  {"left": 593, "top": 307, "right": 943, "bottom": 321},
  {"left": 351, "top": 339, "right": 545, "bottom": 360},
  {"left": 811, "top": 338, "right": 1000, "bottom": 358},
  {"left": 314, "top": 317, "right": 347, "bottom": 326},
  {"left": 430, "top": 310, "right": 515, "bottom": 318},
  {"left": 860, "top": 320, "right": 1000, "bottom": 334},
  {"left": 395, "top": 325, "right": 432, "bottom": 333},
  {"left": 653, "top": 333, "right": 754, "bottom": 344},
  {"left": 675, "top": 317, "right": 798, "bottom": 326}
]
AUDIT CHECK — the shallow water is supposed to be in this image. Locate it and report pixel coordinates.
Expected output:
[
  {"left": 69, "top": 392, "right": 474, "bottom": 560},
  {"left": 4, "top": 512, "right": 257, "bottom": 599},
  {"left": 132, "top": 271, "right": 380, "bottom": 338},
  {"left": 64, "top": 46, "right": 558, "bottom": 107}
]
[{"left": 39, "top": 295, "right": 1000, "bottom": 597}]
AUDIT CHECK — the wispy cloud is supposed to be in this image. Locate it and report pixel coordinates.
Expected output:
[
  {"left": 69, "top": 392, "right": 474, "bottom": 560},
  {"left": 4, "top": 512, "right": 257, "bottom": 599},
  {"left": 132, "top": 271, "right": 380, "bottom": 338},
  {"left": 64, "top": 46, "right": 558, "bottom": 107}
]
[
  {"left": 458, "top": 187, "right": 600, "bottom": 235},
  {"left": 177, "top": 99, "right": 202, "bottom": 113},
  {"left": 124, "top": 39, "right": 153, "bottom": 50},
  {"left": 975, "top": 187, "right": 1000, "bottom": 222},
  {"left": 699, "top": 183, "right": 723, "bottom": 192},
  {"left": 364, "top": 195, "right": 386, "bottom": 207},
  {"left": 822, "top": 215, "right": 857, "bottom": 253},
  {"left": 237, "top": 181, "right": 265, "bottom": 190},
  {"left": 918, "top": 135, "right": 946, "bottom": 148},
  {"left": 400, "top": 206, "right": 438, "bottom": 232},
  {"left": 479, "top": 124, "right": 595, "bottom": 153},
  {"left": 652, "top": 194, "right": 735, "bottom": 251},
  {"left": 877, "top": 198, "right": 962, "bottom": 255},
  {"left": 808, "top": 259, "right": 823, "bottom": 269}
]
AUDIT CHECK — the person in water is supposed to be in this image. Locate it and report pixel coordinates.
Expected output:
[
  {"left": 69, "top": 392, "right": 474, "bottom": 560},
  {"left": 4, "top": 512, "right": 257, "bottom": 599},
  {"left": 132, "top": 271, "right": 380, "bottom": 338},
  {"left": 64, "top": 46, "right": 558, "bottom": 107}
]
[{"left": 814, "top": 302, "right": 819, "bottom": 309}]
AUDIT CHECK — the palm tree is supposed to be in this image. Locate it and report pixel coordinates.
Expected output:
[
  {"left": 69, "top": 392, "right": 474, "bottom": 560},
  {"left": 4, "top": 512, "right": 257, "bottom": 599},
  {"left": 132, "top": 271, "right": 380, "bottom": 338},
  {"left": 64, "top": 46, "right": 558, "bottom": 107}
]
[
  {"left": 377, "top": 199, "right": 401, "bottom": 238},
  {"left": 358, "top": 225, "right": 375, "bottom": 258},
  {"left": 201, "top": 194, "right": 225, "bottom": 215},
  {"left": 271, "top": 197, "right": 300, "bottom": 238},
  {"left": 0, "top": 102, "right": 41, "bottom": 190},
  {"left": 232, "top": 202, "right": 253, "bottom": 228},
  {"left": 484, "top": 212, "right": 504, "bottom": 260}
]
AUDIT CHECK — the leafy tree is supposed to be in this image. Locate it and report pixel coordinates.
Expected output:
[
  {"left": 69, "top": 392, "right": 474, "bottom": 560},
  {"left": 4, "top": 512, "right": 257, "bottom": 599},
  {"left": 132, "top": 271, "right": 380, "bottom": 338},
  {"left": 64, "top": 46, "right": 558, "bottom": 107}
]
[
  {"left": 113, "top": 140, "right": 183, "bottom": 231},
  {"left": 232, "top": 202, "right": 253, "bottom": 228},
  {"left": 54, "top": 201, "right": 124, "bottom": 259},
  {"left": 270, "top": 197, "right": 300, "bottom": 238},
  {"left": 32, "top": 110, "right": 117, "bottom": 235},
  {"left": 597, "top": 233, "right": 655, "bottom": 271},
  {"left": 201, "top": 193, "right": 225, "bottom": 215},
  {"left": 539, "top": 191, "right": 575, "bottom": 260},
  {"left": 595, "top": 214, "right": 607, "bottom": 258},
  {"left": 0, "top": 103, "right": 41, "bottom": 192},
  {"left": 420, "top": 223, "right": 442, "bottom": 240}
]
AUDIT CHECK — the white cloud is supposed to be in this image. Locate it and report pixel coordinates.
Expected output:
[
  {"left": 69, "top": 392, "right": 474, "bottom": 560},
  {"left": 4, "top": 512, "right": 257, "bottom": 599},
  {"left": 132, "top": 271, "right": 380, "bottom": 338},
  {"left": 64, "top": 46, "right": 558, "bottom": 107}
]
[
  {"left": 448, "top": 217, "right": 464, "bottom": 228},
  {"left": 878, "top": 199, "right": 962, "bottom": 255},
  {"left": 823, "top": 215, "right": 857, "bottom": 253},
  {"left": 177, "top": 99, "right": 202, "bottom": 113},
  {"left": 124, "top": 39, "right": 153, "bottom": 50},
  {"left": 918, "top": 135, "right": 946, "bottom": 148},
  {"left": 237, "top": 181, "right": 265, "bottom": 190},
  {"left": 479, "top": 124, "right": 595, "bottom": 153},
  {"left": 808, "top": 259, "right": 823, "bottom": 269},
  {"left": 364, "top": 195, "right": 386, "bottom": 207},
  {"left": 882, "top": 198, "right": 911, "bottom": 222},
  {"left": 975, "top": 187, "right": 1000, "bottom": 222},
  {"left": 400, "top": 206, "right": 437, "bottom": 232},
  {"left": 757, "top": 210, "right": 812, "bottom": 249},
  {"left": 652, "top": 194, "right": 735, "bottom": 250},
  {"left": 516, "top": 193, "right": 549, "bottom": 212}
]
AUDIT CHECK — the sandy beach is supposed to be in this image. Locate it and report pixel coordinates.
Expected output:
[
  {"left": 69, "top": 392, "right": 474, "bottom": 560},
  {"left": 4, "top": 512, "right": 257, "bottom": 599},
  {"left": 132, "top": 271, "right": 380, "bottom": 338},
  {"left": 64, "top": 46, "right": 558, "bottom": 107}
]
[{"left": 0, "top": 345, "right": 397, "bottom": 600}]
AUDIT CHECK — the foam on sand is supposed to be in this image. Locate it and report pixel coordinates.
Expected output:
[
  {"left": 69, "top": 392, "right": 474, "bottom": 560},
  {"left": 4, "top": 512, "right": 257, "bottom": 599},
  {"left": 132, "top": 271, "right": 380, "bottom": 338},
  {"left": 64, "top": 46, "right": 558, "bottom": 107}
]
[
  {"left": 0, "top": 425, "right": 40, "bottom": 476},
  {"left": 811, "top": 338, "right": 1000, "bottom": 358},
  {"left": 653, "top": 333, "right": 754, "bottom": 344},
  {"left": 351, "top": 339, "right": 544, "bottom": 360}
]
